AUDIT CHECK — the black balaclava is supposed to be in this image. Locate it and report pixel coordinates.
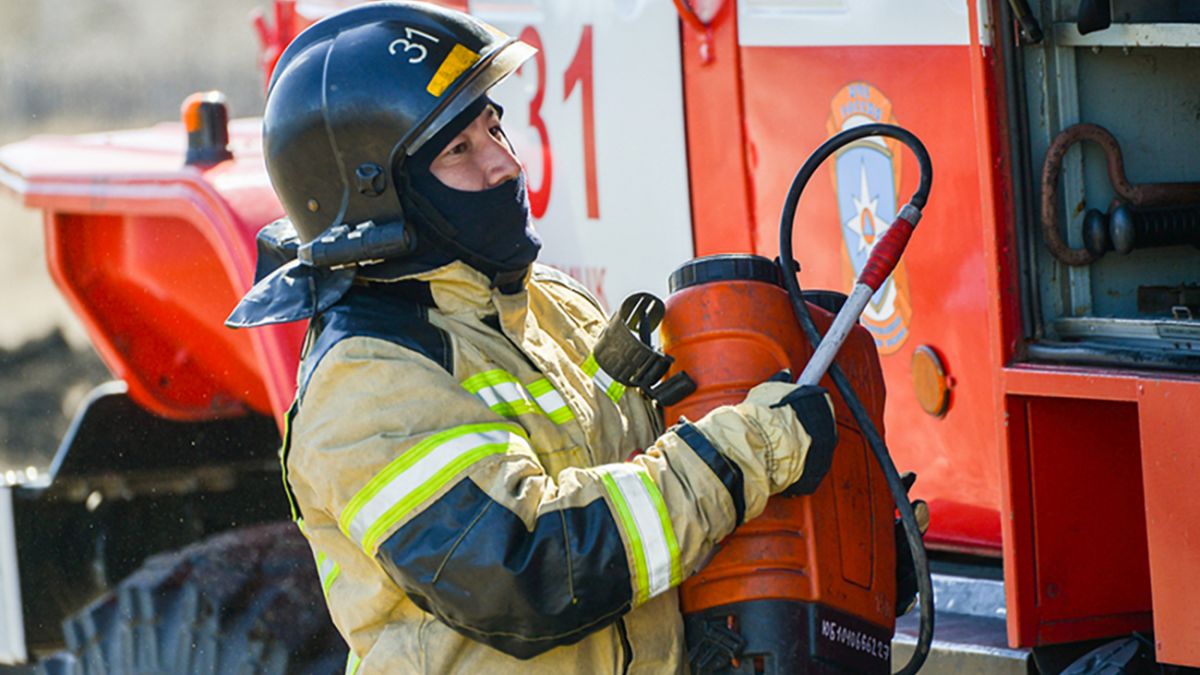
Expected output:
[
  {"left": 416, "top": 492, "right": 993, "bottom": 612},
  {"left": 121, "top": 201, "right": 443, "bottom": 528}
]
[{"left": 398, "top": 96, "right": 542, "bottom": 287}]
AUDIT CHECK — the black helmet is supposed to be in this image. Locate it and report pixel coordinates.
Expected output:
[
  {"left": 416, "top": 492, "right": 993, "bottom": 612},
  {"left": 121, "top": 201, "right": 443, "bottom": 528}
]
[{"left": 263, "top": 2, "right": 535, "bottom": 263}]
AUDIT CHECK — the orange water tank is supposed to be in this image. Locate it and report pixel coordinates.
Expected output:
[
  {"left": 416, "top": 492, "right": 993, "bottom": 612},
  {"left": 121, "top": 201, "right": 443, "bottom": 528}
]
[{"left": 662, "top": 255, "right": 896, "bottom": 674}]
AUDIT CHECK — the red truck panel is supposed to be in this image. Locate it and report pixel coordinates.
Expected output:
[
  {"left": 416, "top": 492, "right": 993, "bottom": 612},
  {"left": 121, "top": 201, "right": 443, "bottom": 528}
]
[{"left": 0, "top": 122, "right": 301, "bottom": 426}]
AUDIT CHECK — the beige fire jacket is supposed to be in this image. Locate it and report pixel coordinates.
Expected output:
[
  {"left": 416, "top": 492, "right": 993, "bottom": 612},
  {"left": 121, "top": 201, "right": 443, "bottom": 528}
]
[{"left": 284, "top": 261, "right": 825, "bottom": 674}]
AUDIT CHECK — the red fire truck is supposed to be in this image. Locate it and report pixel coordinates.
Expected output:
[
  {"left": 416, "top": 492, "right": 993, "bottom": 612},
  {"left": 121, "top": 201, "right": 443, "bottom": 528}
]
[{"left": 0, "top": 0, "right": 1197, "bottom": 672}]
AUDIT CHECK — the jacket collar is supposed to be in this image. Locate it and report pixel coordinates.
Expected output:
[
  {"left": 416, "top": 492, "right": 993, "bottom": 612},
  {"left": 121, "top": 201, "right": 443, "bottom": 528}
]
[{"left": 395, "top": 261, "right": 532, "bottom": 320}]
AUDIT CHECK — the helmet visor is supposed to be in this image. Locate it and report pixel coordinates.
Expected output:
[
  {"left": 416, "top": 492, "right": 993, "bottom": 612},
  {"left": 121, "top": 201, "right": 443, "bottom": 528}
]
[{"left": 401, "top": 38, "right": 536, "bottom": 157}]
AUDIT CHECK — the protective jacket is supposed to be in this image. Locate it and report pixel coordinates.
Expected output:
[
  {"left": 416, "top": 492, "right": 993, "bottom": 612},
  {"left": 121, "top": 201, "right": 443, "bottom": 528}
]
[{"left": 285, "top": 261, "right": 823, "bottom": 674}]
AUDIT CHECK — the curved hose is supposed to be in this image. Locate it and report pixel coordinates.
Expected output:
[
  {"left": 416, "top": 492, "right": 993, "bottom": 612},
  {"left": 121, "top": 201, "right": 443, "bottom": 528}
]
[{"left": 777, "top": 123, "right": 934, "bottom": 675}]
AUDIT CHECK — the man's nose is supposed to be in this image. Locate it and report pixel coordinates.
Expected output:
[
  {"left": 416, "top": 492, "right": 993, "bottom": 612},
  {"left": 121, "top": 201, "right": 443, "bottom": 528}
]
[{"left": 483, "top": 138, "right": 522, "bottom": 188}]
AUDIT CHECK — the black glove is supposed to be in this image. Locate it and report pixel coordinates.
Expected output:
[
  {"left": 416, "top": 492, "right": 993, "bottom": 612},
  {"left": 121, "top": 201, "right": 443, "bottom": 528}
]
[{"left": 772, "top": 384, "right": 838, "bottom": 496}]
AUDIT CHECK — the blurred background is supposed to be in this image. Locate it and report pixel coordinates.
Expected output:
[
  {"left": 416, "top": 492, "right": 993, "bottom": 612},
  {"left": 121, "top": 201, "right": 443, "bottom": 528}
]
[{"left": 0, "top": 0, "right": 267, "bottom": 464}]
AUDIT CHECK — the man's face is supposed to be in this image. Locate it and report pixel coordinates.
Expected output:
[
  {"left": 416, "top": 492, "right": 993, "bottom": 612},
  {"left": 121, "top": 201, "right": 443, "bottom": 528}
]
[{"left": 428, "top": 105, "right": 522, "bottom": 191}]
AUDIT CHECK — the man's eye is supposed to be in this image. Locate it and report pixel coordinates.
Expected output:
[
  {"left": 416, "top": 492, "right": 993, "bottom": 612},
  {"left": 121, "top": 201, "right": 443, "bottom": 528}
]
[
  {"left": 445, "top": 141, "right": 468, "bottom": 156},
  {"left": 489, "top": 125, "right": 505, "bottom": 138}
]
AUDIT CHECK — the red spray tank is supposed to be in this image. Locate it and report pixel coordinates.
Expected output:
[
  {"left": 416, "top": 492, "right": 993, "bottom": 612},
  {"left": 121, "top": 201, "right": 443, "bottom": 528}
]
[
  {"left": 604, "top": 124, "right": 933, "bottom": 674},
  {"left": 659, "top": 254, "right": 895, "bottom": 673}
]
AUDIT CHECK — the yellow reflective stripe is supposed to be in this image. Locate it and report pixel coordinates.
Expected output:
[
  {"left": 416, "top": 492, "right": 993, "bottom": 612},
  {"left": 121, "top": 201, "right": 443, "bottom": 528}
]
[
  {"left": 600, "top": 465, "right": 679, "bottom": 606},
  {"left": 528, "top": 378, "right": 576, "bottom": 423},
  {"left": 461, "top": 369, "right": 519, "bottom": 392},
  {"left": 600, "top": 472, "right": 650, "bottom": 606},
  {"left": 463, "top": 370, "right": 540, "bottom": 418},
  {"left": 315, "top": 550, "right": 341, "bottom": 599},
  {"left": 345, "top": 651, "right": 362, "bottom": 675},
  {"left": 427, "top": 43, "right": 481, "bottom": 97},
  {"left": 339, "top": 422, "right": 526, "bottom": 555},
  {"left": 583, "top": 354, "right": 626, "bottom": 403},
  {"left": 582, "top": 354, "right": 601, "bottom": 377},
  {"left": 463, "top": 370, "right": 575, "bottom": 424},
  {"left": 638, "top": 471, "right": 683, "bottom": 588}
]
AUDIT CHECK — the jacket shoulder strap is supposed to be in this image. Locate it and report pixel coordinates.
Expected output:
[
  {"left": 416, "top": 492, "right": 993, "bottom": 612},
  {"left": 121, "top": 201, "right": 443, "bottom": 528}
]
[
  {"left": 530, "top": 264, "right": 606, "bottom": 315},
  {"left": 297, "top": 287, "right": 453, "bottom": 401}
]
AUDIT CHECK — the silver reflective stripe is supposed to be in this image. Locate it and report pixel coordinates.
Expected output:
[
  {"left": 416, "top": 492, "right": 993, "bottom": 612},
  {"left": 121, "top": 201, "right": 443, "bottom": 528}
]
[
  {"left": 531, "top": 385, "right": 566, "bottom": 412},
  {"left": 339, "top": 423, "right": 525, "bottom": 555},
  {"left": 475, "top": 379, "right": 526, "bottom": 409},
  {"left": 594, "top": 367, "right": 617, "bottom": 394},
  {"left": 599, "top": 465, "right": 681, "bottom": 606},
  {"left": 462, "top": 370, "right": 539, "bottom": 417},
  {"left": 462, "top": 370, "right": 575, "bottom": 421},
  {"left": 528, "top": 378, "right": 575, "bottom": 423},
  {"left": 315, "top": 550, "right": 340, "bottom": 599},
  {"left": 582, "top": 354, "right": 626, "bottom": 403}
]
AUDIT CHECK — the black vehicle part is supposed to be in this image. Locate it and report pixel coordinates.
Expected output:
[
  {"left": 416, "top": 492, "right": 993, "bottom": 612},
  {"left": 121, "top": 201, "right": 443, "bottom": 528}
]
[
  {"left": 36, "top": 653, "right": 76, "bottom": 675},
  {"left": 777, "top": 122, "right": 934, "bottom": 675},
  {"left": 1059, "top": 634, "right": 1156, "bottom": 675},
  {"left": 46, "top": 381, "right": 279, "bottom": 484},
  {"left": 16, "top": 469, "right": 289, "bottom": 653},
  {"left": 1083, "top": 202, "right": 1200, "bottom": 258},
  {"left": 1027, "top": 340, "right": 1200, "bottom": 373},
  {"left": 1007, "top": 0, "right": 1045, "bottom": 43},
  {"left": 1077, "top": 0, "right": 1112, "bottom": 35},
  {"left": 14, "top": 379, "right": 289, "bottom": 651},
  {"left": 1030, "top": 635, "right": 1143, "bottom": 675},
  {"left": 52, "top": 522, "right": 344, "bottom": 674}
]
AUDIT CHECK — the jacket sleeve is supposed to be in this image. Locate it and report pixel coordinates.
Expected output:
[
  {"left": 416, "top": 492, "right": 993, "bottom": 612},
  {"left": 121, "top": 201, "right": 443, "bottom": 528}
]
[{"left": 289, "top": 336, "right": 811, "bottom": 659}]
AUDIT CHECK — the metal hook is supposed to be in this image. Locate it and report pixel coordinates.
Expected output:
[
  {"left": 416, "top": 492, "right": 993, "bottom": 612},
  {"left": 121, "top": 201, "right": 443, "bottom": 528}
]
[{"left": 1041, "top": 123, "right": 1200, "bottom": 266}]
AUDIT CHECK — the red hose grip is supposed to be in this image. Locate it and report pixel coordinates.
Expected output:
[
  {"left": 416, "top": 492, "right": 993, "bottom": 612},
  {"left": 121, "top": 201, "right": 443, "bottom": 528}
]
[{"left": 858, "top": 216, "right": 916, "bottom": 291}]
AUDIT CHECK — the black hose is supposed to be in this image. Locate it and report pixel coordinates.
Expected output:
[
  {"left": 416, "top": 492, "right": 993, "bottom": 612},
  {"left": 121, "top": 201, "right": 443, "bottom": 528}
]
[{"left": 777, "top": 123, "right": 934, "bottom": 675}]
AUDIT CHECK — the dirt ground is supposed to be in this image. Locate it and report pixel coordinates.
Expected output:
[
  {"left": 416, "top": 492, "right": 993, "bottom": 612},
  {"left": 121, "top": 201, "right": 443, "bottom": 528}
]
[{"left": 0, "top": 332, "right": 111, "bottom": 470}]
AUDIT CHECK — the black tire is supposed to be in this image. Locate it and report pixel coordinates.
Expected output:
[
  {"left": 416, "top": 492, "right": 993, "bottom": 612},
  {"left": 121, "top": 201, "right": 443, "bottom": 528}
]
[{"left": 54, "top": 522, "right": 346, "bottom": 674}]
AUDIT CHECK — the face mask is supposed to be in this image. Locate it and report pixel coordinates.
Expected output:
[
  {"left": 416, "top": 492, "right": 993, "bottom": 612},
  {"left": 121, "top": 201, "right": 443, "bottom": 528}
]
[{"left": 406, "top": 167, "right": 541, "bottom": 276}]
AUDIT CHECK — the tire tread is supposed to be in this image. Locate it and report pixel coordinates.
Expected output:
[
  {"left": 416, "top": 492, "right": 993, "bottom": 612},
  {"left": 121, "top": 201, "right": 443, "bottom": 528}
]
[{"left": 54, "top": 522, "right": 345, "bottom": 675}]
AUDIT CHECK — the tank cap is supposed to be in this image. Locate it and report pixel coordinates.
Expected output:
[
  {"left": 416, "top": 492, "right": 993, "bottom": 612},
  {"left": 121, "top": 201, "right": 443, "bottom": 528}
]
[{"left": 669, "top": 254, "right": 781, "bottom": 293}]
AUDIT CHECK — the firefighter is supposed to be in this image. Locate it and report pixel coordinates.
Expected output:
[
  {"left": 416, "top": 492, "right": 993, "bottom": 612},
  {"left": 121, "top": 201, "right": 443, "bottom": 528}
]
[{"left": 227, "top": 2, "right": 837, "bottom": 673}]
